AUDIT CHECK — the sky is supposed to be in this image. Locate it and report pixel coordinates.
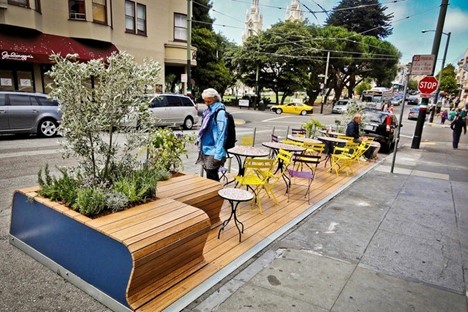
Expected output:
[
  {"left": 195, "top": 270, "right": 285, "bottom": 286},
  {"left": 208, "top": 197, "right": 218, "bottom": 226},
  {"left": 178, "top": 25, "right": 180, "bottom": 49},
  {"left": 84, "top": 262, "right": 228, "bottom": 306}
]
[{"left": 209, "top": 0, "right": 468, "bottom": 74}]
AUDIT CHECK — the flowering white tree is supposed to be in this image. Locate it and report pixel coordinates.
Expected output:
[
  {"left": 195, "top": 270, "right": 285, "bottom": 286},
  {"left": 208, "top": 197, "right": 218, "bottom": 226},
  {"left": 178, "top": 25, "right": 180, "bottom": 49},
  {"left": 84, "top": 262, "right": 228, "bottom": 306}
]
[{"left": 47, "top": 51, "right": 161, "bottom": 185}]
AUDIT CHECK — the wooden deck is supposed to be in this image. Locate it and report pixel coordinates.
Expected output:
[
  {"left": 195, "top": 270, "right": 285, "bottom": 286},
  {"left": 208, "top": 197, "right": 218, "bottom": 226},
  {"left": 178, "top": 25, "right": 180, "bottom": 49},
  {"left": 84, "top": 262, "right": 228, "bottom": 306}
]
[{"left": 139, "top": 160, "right": 374, "bottom": 311}]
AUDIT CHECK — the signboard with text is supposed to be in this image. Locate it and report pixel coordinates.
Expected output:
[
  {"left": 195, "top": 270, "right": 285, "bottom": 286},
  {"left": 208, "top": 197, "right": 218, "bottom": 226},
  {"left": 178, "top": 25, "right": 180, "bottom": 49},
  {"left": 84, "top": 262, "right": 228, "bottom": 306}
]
[{"left": 410, "top": 54, "right": 435, "bottom": 75}]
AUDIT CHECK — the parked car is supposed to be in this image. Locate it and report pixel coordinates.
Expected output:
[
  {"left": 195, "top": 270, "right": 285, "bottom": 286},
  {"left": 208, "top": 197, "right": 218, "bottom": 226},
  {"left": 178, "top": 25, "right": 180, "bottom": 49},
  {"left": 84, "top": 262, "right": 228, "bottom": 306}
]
[
  {"left": 406, "top": 95, "right": 420, "bottom": 105},
  {"left": 407, "top": 106, "right": 428, "bottom": 121},
  {"left": 270, "top": 102, "right": 313, "bottom": 115},
  {"left": 332, "top": 99, "right": 349, "bottom": 114},
  {"left": 362, "top": 109, "right": 400, "bottom": 153},
  {"left": 0, "top": 91, "right": 62, "bottom": 137},
  {"left": 390, "top": 94, "right": 403, "bottom": 106},
  {"left": 122, "top": 94, "right": 199, "bottom": 130}
]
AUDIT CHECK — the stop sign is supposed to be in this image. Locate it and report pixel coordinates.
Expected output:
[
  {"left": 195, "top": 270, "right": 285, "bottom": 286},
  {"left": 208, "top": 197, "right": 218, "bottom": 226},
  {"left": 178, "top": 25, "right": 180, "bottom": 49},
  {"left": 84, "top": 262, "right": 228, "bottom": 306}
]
[{"left": 418, "top": 76, "right": 439, "bottom": 94}]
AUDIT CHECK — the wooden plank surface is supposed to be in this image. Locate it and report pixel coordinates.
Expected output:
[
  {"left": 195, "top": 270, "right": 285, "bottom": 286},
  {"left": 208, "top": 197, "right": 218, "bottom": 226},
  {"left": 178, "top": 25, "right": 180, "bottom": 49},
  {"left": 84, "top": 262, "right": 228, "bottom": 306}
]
[{"left": 137, "top": 160, "right": 372, "bottom": 311}]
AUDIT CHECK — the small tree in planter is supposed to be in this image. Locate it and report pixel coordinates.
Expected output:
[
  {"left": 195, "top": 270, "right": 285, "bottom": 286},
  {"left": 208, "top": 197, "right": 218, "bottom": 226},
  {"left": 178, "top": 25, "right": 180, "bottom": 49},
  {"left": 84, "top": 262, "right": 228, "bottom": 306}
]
[{"left": 38, "top": 51, "right": 167, "bottom": 216}]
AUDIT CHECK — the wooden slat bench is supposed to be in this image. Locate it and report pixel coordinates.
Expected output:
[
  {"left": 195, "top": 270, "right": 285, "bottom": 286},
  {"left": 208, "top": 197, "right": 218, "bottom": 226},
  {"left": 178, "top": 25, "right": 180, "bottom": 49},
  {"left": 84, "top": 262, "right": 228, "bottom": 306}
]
[
  {"left": 10, "top": 188, "right": 211, "bottom": 311},
  {"left": 157, "top": 172, "right": 225, "bottom": 227}
]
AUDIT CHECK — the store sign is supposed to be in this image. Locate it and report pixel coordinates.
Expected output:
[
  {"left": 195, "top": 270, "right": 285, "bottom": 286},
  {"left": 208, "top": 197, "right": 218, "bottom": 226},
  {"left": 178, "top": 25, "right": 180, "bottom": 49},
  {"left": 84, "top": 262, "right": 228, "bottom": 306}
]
[{"left": 1, "top": 51, "right": 34, "bottom": 61}]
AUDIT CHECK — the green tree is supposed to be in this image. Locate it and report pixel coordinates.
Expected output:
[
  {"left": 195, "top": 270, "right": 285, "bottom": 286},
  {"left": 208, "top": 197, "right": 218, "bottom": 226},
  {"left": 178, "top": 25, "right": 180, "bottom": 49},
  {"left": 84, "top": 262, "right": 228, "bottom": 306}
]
[
  {"left": 234, "top": 21, "right": 316, "bottom": 104},
  {"left": 436, "top": 64, "right": 458, "bottom": 95},
  {"left": 325, "top": 0, "right": 393, "bottom": 39},
  {"left": 191, "top": 0, "right": 232, "bottom": 98}
]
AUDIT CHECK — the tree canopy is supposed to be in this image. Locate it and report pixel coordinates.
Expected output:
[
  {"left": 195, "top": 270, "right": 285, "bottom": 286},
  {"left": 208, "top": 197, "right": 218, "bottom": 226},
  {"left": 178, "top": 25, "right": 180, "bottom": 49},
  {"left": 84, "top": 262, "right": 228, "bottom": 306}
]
[{"left": 325, "top": 0, "right": 393, "bottom": 39}]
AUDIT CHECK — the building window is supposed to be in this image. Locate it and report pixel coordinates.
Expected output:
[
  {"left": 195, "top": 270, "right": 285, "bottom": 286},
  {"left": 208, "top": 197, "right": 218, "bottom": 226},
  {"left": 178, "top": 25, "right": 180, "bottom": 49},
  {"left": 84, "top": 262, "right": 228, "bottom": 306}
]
[
  {"left": 125, "top": 1, "right": 146, "bottom": 36},
  {"left": 34, "top": 0, "right": 41, "bottom": 13},
  {"left": 136, "top": 4, "right": 146, "bottom": 35},
  {"left": 92, "top": 0, "right": 107, "bottom": 24},
  {"left": 69, "top": 0, "right": 86, "bottom": 20},
  {"left": 125, "top": 1, "right": 135, "bottom": 33},
  {"left": 174, "top": 13, "right": 187, "bottom": 41},
  {"left": 8, "top": 0, "right": 29, "bottom": 7}
]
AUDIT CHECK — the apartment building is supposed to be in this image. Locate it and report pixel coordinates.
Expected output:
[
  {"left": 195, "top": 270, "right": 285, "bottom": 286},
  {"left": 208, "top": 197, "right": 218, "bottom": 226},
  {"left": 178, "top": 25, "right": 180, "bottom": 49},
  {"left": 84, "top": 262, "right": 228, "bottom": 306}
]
[
  {"left": 0, "top": 0, "right": 195, "bottom": 93},
  {"left": 456, "top": 49, "right": 468, "bottom": 105}
]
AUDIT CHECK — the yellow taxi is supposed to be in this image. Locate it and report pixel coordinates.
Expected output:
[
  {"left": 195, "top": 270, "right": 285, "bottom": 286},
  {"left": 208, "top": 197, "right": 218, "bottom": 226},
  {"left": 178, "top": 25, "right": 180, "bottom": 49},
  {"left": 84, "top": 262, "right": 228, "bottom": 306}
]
[{"left": 270, "top": 102, "right": 314, "bottom": 115}]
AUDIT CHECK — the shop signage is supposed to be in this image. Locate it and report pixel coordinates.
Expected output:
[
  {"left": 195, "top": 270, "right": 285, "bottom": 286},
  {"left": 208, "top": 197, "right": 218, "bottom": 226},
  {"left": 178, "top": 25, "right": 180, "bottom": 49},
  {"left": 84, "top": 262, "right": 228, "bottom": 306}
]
[{"left": 1, "top": 51, "right": 34, "bottom": 61}]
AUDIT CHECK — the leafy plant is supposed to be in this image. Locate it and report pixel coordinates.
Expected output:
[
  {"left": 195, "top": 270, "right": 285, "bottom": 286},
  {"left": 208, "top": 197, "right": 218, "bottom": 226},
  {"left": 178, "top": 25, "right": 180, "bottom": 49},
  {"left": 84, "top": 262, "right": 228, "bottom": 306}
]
[
  {"left": 74, "top": 187, "right": 106, "bottom": 216},
  {"left": 104, "top": 191, "right": 130, "bottom": 213},
  {"left": 147, "top": 128, "right": 197, "bottom": 172},
  {"left": 47, "top": 51, "right": 161, "bottom": 187},
  {"left": 302, "top": 119, "right": 325, "bottom": 138},
  {"left": 112, "top": 168, "right": 160, "bottom": 205},
  {"left": 38, "top": 165, "right": 79, "bottom": 207}
]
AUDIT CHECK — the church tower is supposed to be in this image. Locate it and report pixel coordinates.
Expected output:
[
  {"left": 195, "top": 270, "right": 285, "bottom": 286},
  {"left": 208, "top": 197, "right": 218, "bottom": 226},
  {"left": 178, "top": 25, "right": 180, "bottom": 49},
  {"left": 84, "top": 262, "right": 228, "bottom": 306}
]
[
  {"left": 285, "top": 0, "right": 304, "bottom": 22},
  {"left": 242, "top": 0, "right": 263, "bottom": 42}
]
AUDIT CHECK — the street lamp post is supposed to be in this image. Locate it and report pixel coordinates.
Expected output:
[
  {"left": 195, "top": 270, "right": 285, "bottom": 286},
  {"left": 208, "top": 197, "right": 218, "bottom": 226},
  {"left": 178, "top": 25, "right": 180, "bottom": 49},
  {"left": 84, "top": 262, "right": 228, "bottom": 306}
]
[{"left": 422, "top": 30, "right": 451, "bottom": 122}]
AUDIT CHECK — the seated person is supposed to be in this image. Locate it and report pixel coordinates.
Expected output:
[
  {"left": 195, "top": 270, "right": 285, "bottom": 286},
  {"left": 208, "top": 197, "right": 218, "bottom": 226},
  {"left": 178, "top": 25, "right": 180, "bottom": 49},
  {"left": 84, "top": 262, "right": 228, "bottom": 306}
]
[{"left": 346, "top": 113, "right": 380, "bottom": 160}]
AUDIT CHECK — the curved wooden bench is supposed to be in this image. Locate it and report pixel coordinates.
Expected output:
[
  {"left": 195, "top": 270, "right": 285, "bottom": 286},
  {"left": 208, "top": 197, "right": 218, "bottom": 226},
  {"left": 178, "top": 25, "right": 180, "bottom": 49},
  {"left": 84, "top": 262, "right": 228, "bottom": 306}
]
[
  {"left": 9, "top": 188, "right": 211, "bottom": 311},
  {"left": 157, "top": 172, "right": 225, "bottom": 227}
]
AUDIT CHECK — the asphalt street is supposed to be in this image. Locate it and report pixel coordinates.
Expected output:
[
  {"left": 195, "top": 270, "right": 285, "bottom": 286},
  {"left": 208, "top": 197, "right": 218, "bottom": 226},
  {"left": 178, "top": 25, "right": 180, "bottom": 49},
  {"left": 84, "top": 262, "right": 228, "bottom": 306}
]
[{"left": 1, "top": 110, "right": 467, "bottom": 311}]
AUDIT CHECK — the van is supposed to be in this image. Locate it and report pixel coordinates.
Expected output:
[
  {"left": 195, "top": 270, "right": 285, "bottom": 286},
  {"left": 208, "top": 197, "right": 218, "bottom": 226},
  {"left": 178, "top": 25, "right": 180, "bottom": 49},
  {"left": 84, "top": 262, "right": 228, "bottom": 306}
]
[
  {"left": 122, "top": 94, "right": 199, "bottom": 130},
  {"left": 332, "top": 100, "right": 349, "bottom": 114},
  {"left": 0, "top": 91, "right": 62, "bottom": 137}
]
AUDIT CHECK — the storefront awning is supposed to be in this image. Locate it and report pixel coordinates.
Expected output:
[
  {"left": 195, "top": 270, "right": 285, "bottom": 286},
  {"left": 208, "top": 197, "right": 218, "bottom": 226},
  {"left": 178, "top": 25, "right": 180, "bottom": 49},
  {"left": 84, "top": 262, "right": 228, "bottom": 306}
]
[{"left": 0, "top": 32, "right": 118, "bottom": 64}]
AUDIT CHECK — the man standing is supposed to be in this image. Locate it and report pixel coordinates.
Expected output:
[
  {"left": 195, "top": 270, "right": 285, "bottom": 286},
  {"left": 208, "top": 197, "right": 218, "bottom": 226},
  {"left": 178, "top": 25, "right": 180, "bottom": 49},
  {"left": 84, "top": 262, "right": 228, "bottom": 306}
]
[
  {"left": 197, "top": 88, "right": 227, "bottom": 181},
  {"left": 450, "top": 114, "right": 467, "bottom": 149}
]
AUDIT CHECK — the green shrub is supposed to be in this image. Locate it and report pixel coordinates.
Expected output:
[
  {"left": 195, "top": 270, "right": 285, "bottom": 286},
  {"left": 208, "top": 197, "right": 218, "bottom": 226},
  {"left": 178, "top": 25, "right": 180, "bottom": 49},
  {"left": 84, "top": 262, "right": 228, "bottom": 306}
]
[
  {"left": 74, "top": 187, "right": 106, "bottom": 216},
  {"left": 38, "top": 165, "right": 79, "bottom": 207},
  {"left": 112, "top": 168, "right": 160, "bottom": 205},
  {"left": 104, "top": 191, "right": 130, "bottom": 213}
]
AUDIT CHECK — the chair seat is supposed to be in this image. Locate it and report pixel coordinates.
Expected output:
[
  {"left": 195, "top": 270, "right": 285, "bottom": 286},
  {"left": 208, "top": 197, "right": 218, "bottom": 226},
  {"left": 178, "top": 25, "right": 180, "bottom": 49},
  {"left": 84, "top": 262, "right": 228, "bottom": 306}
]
[{"left": 288, "top": 169, "right": 314, "bottom": 179}]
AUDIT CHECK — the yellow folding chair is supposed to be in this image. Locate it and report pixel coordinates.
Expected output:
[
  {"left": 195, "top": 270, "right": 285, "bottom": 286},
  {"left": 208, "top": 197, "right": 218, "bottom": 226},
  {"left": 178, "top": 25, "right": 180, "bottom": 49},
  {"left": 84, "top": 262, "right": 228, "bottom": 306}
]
[{"left": 235, "top": 157, "right": 275, "bottom": 213}]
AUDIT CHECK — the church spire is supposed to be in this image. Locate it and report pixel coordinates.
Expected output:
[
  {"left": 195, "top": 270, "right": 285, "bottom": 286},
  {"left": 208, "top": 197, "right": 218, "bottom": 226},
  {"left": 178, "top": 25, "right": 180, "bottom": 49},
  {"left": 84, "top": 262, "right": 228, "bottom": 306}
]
[
  {"left": 242, "top": 0, "right": 263, "bottom": 42},
  {"left": 285, "top": 0, "right": 304, "bottom": 22}
]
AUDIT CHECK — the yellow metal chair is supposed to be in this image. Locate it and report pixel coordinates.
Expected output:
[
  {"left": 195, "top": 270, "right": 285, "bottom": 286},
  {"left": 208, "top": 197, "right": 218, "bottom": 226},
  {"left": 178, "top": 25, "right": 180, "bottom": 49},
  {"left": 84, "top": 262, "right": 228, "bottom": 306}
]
[
  {"left": 302, "top": 142, "right": 325, "bottom": 156},
  {"left": 240, "top": 136, "right": 254, "bottom": 146},
  {"left": 235, "top": 157, "right": 275, "bottom": 213},
  {"left": 280, "top": 138, "right": 304, "bottom": 147}
]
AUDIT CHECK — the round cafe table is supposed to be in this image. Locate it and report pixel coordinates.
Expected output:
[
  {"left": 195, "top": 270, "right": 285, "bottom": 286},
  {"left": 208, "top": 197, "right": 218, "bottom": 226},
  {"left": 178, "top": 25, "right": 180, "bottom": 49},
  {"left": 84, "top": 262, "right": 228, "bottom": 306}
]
[
  {"left": 227, "top": 145, "right": 270, "bottom": 178},
  {"left": 217, "top": 188, "right": 253, "bottom": 242},
  {"left": 286, "top": 135, "right": 322, "bottom": 144}
]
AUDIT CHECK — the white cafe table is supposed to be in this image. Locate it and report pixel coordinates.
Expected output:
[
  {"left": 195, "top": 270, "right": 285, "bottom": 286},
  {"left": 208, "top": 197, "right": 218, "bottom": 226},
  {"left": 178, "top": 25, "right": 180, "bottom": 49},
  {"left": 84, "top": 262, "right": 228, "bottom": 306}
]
[
  {"left": 227, "top": 145, "right": 270, "bottom": 178},
  {"left": 286, "top": 135, "right": 322, "bottom": 144}
]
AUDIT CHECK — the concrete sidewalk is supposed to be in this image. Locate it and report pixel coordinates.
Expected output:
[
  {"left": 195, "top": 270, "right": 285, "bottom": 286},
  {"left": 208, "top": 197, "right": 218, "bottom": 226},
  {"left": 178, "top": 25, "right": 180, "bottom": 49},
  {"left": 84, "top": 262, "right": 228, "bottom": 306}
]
[{"left": 187, "top": 140, "right": 468, "bottom": 312}]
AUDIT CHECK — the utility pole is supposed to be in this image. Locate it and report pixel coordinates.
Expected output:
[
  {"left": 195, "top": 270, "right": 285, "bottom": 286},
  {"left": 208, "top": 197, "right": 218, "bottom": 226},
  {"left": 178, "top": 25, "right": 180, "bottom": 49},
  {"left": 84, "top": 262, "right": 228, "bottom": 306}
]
[
  {"left": 186, "top": 0, "right": 192, "bottom": 95},
  {"left": 320, "top": 51, "right": 330, "bottom": 114},
  {"left": 430, "top": 31, "right": 451, "bottom": 122},
  {"left": 411, "top": 0, "right": 448, "bottom": 149}
]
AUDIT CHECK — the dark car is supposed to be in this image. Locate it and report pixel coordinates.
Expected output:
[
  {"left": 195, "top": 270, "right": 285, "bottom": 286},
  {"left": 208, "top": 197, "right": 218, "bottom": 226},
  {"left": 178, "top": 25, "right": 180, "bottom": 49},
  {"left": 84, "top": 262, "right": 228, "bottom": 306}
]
[
  {"left": 407, "top": 96, "right": 420, "bottom": 105},
  {"left": 0, "top": 91, "right": 62, "bottom": 137},
  {"left": 362, "top": 109, "right": 400, "bottom": 153}
]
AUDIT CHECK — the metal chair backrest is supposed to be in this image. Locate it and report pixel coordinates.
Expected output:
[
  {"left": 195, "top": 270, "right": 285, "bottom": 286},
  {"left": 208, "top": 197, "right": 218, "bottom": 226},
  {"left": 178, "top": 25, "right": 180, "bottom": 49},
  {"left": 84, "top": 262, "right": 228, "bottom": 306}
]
[{"left": 291, "top": 128, "right": 306, "bottom": 137}]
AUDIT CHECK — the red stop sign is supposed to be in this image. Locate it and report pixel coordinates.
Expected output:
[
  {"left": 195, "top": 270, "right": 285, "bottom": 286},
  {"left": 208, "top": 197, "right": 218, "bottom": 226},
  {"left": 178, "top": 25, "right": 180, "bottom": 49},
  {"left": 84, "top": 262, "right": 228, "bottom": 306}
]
[{"left": 418, "top": 76, "right": 439, "bottom": 94}]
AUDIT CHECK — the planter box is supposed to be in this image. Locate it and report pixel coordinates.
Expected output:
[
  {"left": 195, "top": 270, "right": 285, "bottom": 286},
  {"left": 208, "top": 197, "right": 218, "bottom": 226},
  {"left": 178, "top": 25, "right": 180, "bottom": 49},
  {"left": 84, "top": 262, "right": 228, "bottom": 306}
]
[
  {"left": 9, "top": 187, "right": 211, "bottom": 311},
  {"left": 157, "top": 172, "right": 225, "bottom": 227}
]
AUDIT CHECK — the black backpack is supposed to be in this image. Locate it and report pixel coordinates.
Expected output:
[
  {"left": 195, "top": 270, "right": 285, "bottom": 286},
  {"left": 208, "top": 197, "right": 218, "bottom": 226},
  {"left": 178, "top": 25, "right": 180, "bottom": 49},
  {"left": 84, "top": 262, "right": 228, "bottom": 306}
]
[{"left": 214, "top": 108, "right": 236, "bottom": 149}]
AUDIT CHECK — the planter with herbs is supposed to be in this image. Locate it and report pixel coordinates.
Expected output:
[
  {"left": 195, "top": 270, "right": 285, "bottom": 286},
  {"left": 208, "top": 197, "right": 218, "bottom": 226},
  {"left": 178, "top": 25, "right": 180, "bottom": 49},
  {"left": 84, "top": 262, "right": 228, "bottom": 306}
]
[{"left": 8, "top": 52, "right": 213, "bottom": 311}]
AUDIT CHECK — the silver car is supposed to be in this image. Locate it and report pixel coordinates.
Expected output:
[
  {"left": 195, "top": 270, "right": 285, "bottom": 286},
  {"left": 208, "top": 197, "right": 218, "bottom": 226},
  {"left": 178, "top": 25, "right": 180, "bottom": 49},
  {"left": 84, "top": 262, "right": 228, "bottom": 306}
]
[
  {"left": 332, "top": 100, "right": 349, "bottom": 114},
  {"left": 0, "top": 91, "right": 62, "bottom": 137}
]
